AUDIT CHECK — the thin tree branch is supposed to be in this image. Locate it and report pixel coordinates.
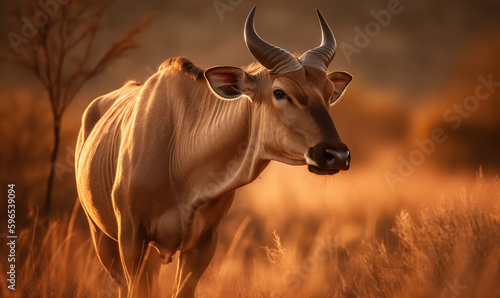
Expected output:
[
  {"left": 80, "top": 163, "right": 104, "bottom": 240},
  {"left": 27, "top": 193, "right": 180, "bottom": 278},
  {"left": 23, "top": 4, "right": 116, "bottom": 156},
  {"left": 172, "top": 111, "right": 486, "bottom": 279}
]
[{"left": 2, "top": 0, "right": 152, "bottom": 213}]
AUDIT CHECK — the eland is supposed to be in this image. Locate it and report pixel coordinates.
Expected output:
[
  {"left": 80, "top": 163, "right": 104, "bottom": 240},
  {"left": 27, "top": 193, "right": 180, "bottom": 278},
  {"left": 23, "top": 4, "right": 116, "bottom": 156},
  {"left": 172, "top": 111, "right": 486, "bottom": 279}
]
[{"left": 75, "top": 7, "right": 352, "bottom": 297}]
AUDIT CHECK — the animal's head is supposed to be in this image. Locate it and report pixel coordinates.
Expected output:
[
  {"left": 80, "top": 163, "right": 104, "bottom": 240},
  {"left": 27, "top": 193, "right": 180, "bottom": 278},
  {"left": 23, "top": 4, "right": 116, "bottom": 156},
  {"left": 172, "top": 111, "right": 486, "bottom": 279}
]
[{"left": 205, "top": 7, "right": 352, "bottom": 175}]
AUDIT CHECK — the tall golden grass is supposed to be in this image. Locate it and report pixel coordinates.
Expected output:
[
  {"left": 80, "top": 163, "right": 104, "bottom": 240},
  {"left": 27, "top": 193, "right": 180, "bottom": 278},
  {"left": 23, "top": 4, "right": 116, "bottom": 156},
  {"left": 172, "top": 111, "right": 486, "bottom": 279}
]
[{"left": 1, "top": 173, "right": 499, "bottom": 297}]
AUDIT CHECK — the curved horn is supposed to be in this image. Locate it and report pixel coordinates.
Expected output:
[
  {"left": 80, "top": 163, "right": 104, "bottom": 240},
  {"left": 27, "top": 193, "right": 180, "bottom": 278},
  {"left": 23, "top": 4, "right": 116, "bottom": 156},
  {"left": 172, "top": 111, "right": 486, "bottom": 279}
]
[
  {"left": 299, "top": 9, "right": 336, "bottom": 72},
  {"left": 244, "top": 7, "right": 302, "bottom": 74}
]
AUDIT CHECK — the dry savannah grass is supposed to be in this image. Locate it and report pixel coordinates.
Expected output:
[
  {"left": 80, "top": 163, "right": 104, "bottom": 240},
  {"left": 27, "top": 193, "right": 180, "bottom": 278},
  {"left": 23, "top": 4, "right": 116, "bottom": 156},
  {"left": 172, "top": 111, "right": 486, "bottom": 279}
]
[{"left": 1, "top": 175, "right": 500, "bottom": 297}]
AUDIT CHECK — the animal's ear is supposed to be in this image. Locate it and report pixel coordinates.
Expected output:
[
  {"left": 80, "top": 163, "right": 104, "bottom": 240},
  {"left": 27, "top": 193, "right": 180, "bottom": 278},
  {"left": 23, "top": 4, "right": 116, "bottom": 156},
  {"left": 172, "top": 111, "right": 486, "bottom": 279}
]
[
  {"left": 204, "top": 66, "right": 255, "bottom": 100},
  {"left": 327, "top": 71, "right": 352, "bottom": 105}
]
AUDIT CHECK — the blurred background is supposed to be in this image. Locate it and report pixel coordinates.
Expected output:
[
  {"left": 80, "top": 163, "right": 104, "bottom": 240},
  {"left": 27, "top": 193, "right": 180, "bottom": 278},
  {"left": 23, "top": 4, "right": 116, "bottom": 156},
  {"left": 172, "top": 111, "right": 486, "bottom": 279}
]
[
  {"left": 1, "top": 0, "right": 499, "bottom": 297},
  {"left": 1, "top": 0, "right": 499, "bottom": 222}
]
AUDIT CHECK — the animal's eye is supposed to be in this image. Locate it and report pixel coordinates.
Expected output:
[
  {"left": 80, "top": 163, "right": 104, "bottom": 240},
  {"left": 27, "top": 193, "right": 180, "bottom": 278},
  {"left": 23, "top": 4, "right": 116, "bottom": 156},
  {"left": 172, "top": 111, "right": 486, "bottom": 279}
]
[{"left": 273, "top": 90, "right": 289, "bottom": 101}]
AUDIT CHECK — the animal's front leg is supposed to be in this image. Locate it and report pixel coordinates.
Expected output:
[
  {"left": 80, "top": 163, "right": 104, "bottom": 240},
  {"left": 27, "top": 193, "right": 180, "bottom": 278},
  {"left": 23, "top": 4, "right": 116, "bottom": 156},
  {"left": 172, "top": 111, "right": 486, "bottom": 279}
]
[
  {"left": 173, "top": 227, "right": 219, "bottom": 298},
  {"left": 118, "top": 216, "right": 151, "bottom": 297}
]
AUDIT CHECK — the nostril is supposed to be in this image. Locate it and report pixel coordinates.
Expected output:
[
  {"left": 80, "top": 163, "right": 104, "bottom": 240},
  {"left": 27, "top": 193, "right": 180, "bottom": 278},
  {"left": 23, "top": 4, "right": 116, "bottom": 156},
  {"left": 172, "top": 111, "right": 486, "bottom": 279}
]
[
  {"left": 325, "top": 149, "right": 350, "bottom": 165},
  {"left": 324, "top": 149, "right": 336, "bottom": 165}
]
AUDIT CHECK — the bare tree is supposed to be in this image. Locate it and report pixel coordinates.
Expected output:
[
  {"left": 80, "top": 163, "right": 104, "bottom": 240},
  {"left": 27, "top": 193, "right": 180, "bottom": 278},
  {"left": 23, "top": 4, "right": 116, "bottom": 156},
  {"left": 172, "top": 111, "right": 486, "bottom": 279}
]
[{"left": 2, "top": 0, "right": 151, "bottom": 214}]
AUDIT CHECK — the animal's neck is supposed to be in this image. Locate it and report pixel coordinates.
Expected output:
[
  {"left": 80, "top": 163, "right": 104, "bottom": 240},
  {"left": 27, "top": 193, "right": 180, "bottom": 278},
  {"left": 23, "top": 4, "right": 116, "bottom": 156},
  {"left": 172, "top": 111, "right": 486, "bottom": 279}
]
[{"left": 173, "top": 92, "right": 269, "bottom": 202}]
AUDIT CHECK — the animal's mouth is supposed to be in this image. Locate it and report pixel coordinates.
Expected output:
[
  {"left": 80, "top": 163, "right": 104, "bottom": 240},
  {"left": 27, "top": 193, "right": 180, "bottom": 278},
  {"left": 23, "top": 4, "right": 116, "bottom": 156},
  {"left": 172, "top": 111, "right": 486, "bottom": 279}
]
[{"left": 307, "top": 165, "right": 341, "bottom": 175}]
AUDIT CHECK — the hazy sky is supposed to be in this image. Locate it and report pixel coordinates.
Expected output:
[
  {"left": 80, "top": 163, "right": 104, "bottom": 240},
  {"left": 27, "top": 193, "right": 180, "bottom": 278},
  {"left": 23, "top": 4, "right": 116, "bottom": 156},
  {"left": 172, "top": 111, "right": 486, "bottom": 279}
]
[{"left": 1, "top": 0, "right": 499, "bottom": 104}]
